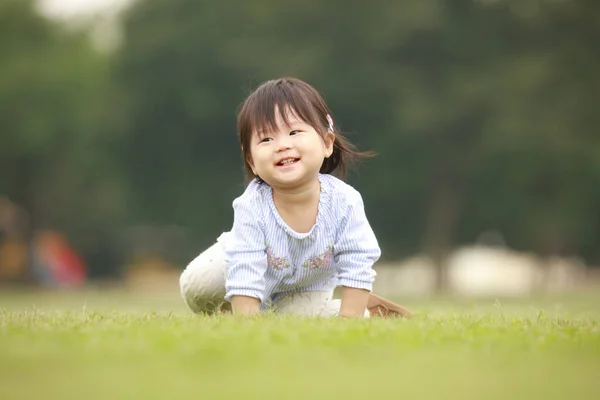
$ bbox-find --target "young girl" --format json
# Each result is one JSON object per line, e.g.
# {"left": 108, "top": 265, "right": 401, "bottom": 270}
{"left": 180, "top": 77, "right": 411, "bottom": 318}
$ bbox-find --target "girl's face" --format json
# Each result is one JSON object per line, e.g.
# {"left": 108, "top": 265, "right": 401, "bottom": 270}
{"left": 248, "top": 106, "right": 334, "bottom": 191}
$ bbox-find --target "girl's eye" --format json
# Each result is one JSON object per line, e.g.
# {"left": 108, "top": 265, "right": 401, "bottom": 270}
{"left": 260, "top": 137, "right": 273, "bottom": 143}
{"left": 289, "top": 130, "right": 300, "bottom": 136}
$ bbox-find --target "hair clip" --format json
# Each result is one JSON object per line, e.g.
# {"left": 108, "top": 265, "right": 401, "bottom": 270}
{"left": 326, "top": 114, "right": 334, "bottom": 133}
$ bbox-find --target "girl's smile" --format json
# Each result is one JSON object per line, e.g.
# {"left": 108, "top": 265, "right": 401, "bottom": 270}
{"left": 275, "top": 157, "right": 300, "bottom": 167}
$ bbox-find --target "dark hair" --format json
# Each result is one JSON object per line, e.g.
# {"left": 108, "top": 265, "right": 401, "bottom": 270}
{"left": 236, "top": 77, "right": 374, "bottom": 182}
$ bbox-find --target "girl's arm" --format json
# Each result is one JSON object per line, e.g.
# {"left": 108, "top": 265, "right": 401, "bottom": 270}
{"left": 224, "top": 191, "right": 268, "bottom": 315}
{"left": 334, "top": 190, "right": 381, "bottom": 317}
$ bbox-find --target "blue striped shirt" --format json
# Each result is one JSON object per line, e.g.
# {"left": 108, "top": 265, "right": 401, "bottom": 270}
{"left": 224, "top": 174, "right": 381, "bottom": 309}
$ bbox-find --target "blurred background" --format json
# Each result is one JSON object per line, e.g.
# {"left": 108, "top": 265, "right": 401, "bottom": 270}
{"left": 1, "top": 0, "right": 599, "bottom": 300}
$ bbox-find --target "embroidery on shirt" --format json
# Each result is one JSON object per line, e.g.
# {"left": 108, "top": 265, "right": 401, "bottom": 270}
{"left": 266, "top": 246, "right": 291, "bottom": 270}
{"left": 302, "top": 244, "right": 334, "bottom": 270}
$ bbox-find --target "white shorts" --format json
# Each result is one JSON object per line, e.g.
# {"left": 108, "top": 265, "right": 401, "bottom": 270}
{"left": 179, "top": 232, "right": 369, "bottom": 318}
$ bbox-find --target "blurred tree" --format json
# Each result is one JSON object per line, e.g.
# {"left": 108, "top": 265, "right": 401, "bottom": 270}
{"left": 113, "top": 0, "right": 600, "bottom": 286}
{"left": 354, "top": 0, "right": 600, "bottom": 287}
{"left": 0, "top": 0, "right": 127, "bottom": 276}
{"left": 454, "top": 0, "right": 600, "bottom": 270}
{"left": 2, "top": 0, "right": 598, "bottom": 282}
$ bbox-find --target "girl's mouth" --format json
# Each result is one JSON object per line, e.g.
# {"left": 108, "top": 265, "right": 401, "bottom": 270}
{"left": 276, "top": 158, "right": 300, "bottom": 167}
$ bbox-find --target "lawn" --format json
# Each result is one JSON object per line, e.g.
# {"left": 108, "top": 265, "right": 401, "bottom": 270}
{"left": 1, "top": 288, "right": 599, "bottom": 399}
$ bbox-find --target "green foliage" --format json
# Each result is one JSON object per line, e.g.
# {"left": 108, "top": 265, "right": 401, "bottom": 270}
{"left": 1, "top": 0, "right": 599, "bottom": 276}
{"left": 113, "top": 0, "right": 600, "bottom": 264}
{"left": 0, "top": 0, "right": 128, "bottom": 274}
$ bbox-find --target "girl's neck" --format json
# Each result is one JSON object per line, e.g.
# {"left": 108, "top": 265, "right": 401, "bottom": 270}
{"left": 271, "top": 178, "right": 321, "bottom": 233}
{"left": 272, "top": 178, "right": 321, "bottom": 208}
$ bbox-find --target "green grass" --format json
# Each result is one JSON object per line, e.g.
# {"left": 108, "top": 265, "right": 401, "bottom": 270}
{"left": 1, "top": 289, "right": 599, "bottom": 399}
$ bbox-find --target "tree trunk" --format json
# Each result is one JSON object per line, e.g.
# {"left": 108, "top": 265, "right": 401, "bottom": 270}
{"left": 422, "top": 163, "right": 463, "bottom": 293}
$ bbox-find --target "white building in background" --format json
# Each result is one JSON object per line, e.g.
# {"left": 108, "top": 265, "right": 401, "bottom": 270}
{"left": 373, "top": 245, "right": 588, "bottom": 298}
{"left": 445, "top": 246, "right": 544, "bottom": 297}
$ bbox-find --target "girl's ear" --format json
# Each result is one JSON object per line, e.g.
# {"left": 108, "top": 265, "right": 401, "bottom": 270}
{"left": 324, "top": 132, "right": 335, "bottom": 158}
{"left": 243, "top": 146, "right": 257, "bottom": 175}
{"left": 247, "top": 157, "right": 256, "bottom": 175}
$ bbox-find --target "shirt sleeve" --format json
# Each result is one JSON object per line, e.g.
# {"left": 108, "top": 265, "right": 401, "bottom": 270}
{"left": 334, "top": 190, "right": 381, "bottom": 291}
{"left": 224, "top": 193, "right": 268, "bottom": 303}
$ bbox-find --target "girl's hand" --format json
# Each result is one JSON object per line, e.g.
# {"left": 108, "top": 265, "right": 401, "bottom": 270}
{"left": 231, "top": 295, "right": 261, "bottom": 316}
{"left": 338, "top": 286, "right": 370, "bottom": 317}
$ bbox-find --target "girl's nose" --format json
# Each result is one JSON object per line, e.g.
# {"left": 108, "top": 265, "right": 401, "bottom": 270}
{"left": 275, "top": 135, "right": 292, "bottom": 151}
